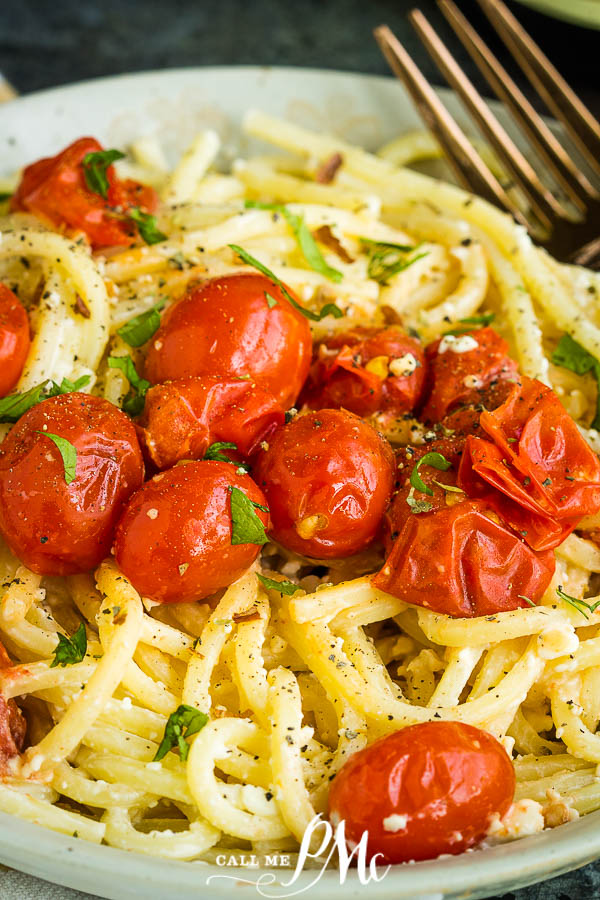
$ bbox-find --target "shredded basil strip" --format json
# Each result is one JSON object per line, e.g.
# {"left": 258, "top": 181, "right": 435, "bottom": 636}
{"left": 552, "top": 334, "right": 600, "bottom": 430}
{"left": 82, "top": 149, "right": 125, "bottom": 199}
{"left": 256, "top": 574, "right": 300, "bottom": 596}
{"left": 0, "top": 376, "right": 91, "bottom": 424}
{"left": 153, "top": 704, "right": 209, "bottom": 762}
{"left": 203, "top": 441, "right": 250, "bottom": 470}
{"left": 359, "top": 238, "right": 428, "bottom": 284}
{"left": 229, "top": 486, "right": 269, "bottom": 545}
{"left": 128, "top": 207, "right": 167, "bottom": 245}
{"left": 409, "top": 451, "right": 452, "bottom": 497}
{"left": 37, "top": 432, "right": 77, "bottom": 484}
{"left": 107, "top": 356, "right": 150, "bottom": 417}
{"left": 245, "top": 201, "right": 342, "bottom": 282}
{"left": 117, "top": 298, "right": 167, "bottom": 347}
{"left": 228, "top": 244, "right": 342, "bottom": 322}
{"left": 518, "top": 594, "right": 536, "bottom": 607}
{"left": 50, "top": 623, "right": 87, "bottom": 668}
{"left": 265, "top": 291, "right": 278, "bottom": 308}
{"left": 445, "top": 312, "right": 496, "bottom": 335}
{"left": 556, "top": 585, "right": 600, "bottom": 620}
{"left": 406, "top": 486, "right": 433, "bottom": 515}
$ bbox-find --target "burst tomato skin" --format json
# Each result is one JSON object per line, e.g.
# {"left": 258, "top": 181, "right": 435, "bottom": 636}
{"left": 300, "top": 327, "right": 426, "bottom": 417}
{"left": 0, "top": 284, "right": 30, "bottom": 397}
{"left": 421, "top": 327, "right": 518, "bottom": 423}
{"left": 328, "top": 721, "right": 515, "bottom": 864}
{"left": 11, "top": 137, "right": 157, "bottom": 250}
{"left": 139, "top": 375, "right": 285, "bottom": 470}
{"left": 0, "top": 393, "right": 144, "bottom": 575}
{"left": 253, "top": 409, "right": 395, "bottom": 559}
{"left": 114, "top": 460, "right": 268, "bottom": 603}
{"left": 143, "top": 274, "right": 313, "bottom": 408}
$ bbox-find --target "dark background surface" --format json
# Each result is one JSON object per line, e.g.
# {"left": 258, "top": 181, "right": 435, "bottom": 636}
{"left": 1, "top": 1, "right": 600, "bottom": 898}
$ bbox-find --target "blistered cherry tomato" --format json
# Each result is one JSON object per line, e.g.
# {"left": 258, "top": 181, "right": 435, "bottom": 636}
{"left": 300, "top": 327, "right": 426, "bottom": 418}
{"left": 421, "top": 327, "right": 518, "bottom": 423}
{"left": 253, "top": 409, "right": 394, "bottom": 558}
{"left": 0, "top": 284, "right": 30, "bottom": 396}
{"left": 375, "top": 440, "right": 555, "bottom": 616}
{"left": 143, "top": 273, "right": 312, "bottom": 408}
{"left": 114, "top": 460, "right": 268, "bottom": 603}
{"left": 11, "top": 138, "right": 157, "bottom": 250}
{"left": 0, "top": 393, "right": 144, "bottom": 575}
{"left": 328, "top": 721, "right": 515, "bottom": 864}
{"left": 139, "top": 375, "right": 285, "bottom": 470}
{"left": 458, "top": 376, "right": 600, "bottom": 551}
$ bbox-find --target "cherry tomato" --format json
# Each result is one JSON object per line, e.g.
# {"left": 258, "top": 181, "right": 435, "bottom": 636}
{"left": 0, "top": 393, "right": 144, "bottom": 575}
{"left": 0, "top": 284, "right": 30, "bottom": 397}
{"left": 253, "top": 409, "right": 395, "bottom": 559}
{"left": 11, "top": 137, "right": 157, "bottom": 250}
{"left": 0, "top": 640, "right": 26, "bottom": 772}
{"left": 143, "top": 273, "right": 313, "bottom": 408}
{"left": 114, "top": 460, "right": 268, "bottom": 603}
{"left": 328, "top": 721, "right": 515, "bottom": 864}
{"left": 139, "top": 376, "right": 285, "bottom": 470}
{"left": 300, "top": 327, "right": 426, "bottom": 417}
{"left": 421, "top": 327, "right": 518, "bottom": 423}
{"left": 458, "top": 376, "right": 600, "bottom": 551}
{"left": 375, "top": 440, "right": 555, "bottom": 616}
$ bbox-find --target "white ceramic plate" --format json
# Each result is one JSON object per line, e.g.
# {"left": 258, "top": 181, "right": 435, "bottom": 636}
{"left": 514, "top": 0, "right": 600, "bottom": 28}
{"left": 1, "top": 66, "right": 598, "bottom": 900}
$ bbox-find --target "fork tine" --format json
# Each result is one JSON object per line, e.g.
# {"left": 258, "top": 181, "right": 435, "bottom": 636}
{"left": 477, "top": 0, "right": 600, "bottom": 176}
{"left": 438, "top": 0, "right": 598, "bottom": 210}
{"left": 409, "top": 8, "right": 569, "bottom": 231}
{"left": 373, "top": 25, "right": 531, "bottom": 229}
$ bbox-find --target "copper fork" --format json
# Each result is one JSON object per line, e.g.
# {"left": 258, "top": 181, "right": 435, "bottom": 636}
{"left": 374, "top": 0, "right": 600, "bottom": 268}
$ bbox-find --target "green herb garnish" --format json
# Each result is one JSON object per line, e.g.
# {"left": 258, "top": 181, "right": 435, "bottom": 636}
{"left": 445, "top": 312, "right": 496, "bottom": 335}
{"left": 229, "top": 244, "right": 343, "bottom": 322}
{"left": 360, "top": 238, "right": 428, "bottom": 285}
{"left": 556, "top": 585, "right": 600, "bottom": 620}
{"left": 50, "top": 623, "right": 87, "bottom": 668}
{"left": 229, "top": 486, "right": 269, "bottom": 545}
{"left": 82, "top": 149, "right": 125, "bottom": 198}
{"left": 37, "top": 432, "right": 77, "bottom": 484}
{"left": 128, "top": 208, "right": 167, "bottom": 245}
{"left": 432, "top": 480, "right": 464, "bottom": 494}
{"left": 409, "top": 451, "right": 452, "bottom": 497}
{"left": 0, "top": 376, "right": 90, "bottom": 424}
{"left": 265, "top": 292, "right": 278, "bottom": 308}
{"left": 203, "top": 441, "right": 249, "bottom": 471}
{"left": 257, "top": 574, "right": 300, "bottom": 595}
{"left": 518, "top": 594, "right": 536, "bottom": 607}
{"left": 107, "top": 356, "right": 150, "bottom": 416}
{"left": 153, "top": 704, "right": 209, "bottom": 762}
{"left": 406, "top": 486, "right": 433, "bottom": 514}
{"left": 552, "top": 334, "right": 600, "bottom": 430}
{"left": 117, "top": 299, "right": 167, "bottom": 347}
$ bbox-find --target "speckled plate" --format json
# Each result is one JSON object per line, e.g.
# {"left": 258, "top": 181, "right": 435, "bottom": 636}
{"left": 1, "top": 66, "right": 599, "bottom": 900}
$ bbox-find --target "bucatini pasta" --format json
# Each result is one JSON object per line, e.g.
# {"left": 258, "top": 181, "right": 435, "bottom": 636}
{"left": 0, "top": 111, "right": 599, "bottom": 865}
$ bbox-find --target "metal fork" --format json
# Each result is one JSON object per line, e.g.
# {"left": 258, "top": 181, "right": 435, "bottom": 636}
{"left": 374, "top": 0, "right": 600, "bottom": 268}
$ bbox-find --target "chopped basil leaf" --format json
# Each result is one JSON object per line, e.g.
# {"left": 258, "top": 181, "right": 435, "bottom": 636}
{"left": 265, "top": 291, "right": 278, "bottom": 308}
{"left": 204, "top": 441, "right": 242, "bottom": 466}
{"left": 82, "top": 149, "right": 125, "bottom": 199}
{"left": 108, "top": 356, "right": 150, "bottom": 416}
{"left": 59, "top": 375, "right": 91, "bottom": 392}
{"left": 153, "top": 704, "right": 209, "bottom": 762}
{"left": 257, "top": 574, "right": 300, "bottom": 595}
{"left": 360, "top": 238, "right": 428, "bottom": 285}
{"left": 0, "top": 376, "right": 91, "bottom": 424}
{"left": 518, "top": 594, "right": 536, "bottom": 607}
{"left": 229, "top": 486, "right": 269, "bottom": 545}
{"left": 409, "top": 452, "right": 452, "bottom": 497}
{"left": 117, "top": 298, "right": 167, "bottom": 347}
{"left": 50, "top": 623, "right": 87, "bottom": 668}
{"left": 128, "top": 207, "right": 167, "bottom": 245}
{"left": 552, "top": 334, "right": 600, "bottom": 429}
{"left": 37, "top": 432, "right": 77, "bottom": 484}
{"left": 406, "top": 486, "right": 433, "bottom": 514}
{"left": 556, "top": 585, "right": 600, "bottom": 620}
{"left": 228, "top": 244, "right": 342, "bottom": 322}
{"left": 445, "top": 312, "right": 496, "bottom": 335}
{"left": 245, "top": 201, "right": 342, "bottom": 282}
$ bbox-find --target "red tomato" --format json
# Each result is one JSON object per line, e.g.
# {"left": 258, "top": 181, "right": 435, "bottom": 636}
{"left": 421, "top": 327, "right": 518, "bottom": 423}
{"left": 0, "top": 640, "right": 26, "bottom": 773}
{"left": 375, "top": 441, "right": 555, "bottom": 616}
{"left": 253, "top": 409, "right": 395, "bottom": 559}
{"left": 0, "top": 393, "right": 144, "bottom": 575}
{"left": 143, "top": 274, "right": 313, "bottom": 409}
{"left": 328, "top": 721, "right": 515, "bottom": 864}
{"left": 114, "top": 460, "right": 268, "bottom": 603}
{"left": 11, "top": 137, "right": 157, "bottom": 250}
{"left": 458, "top": 377, "right": 600, "bottom": 551}
{"left": 139, "top": 376, "right": 285, "bottom": 470}
{"left": 0, "top": 284, "right": 30, "bottom": 397}
{"left": 300, "top": 327, "right": 426, "bottom": 417}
